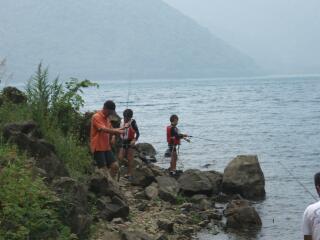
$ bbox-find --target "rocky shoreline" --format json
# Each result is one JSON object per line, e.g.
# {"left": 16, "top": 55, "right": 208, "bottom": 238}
{"left": 91, "top": 150, "right": 264, "bottom": 240}
{"left": 1, "top": 87, "right": 265, "bottom": 240}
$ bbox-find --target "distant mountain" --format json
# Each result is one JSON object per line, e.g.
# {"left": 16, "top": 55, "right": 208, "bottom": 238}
{"left": 0, "top": 0, "right": 261, "bottom": 82}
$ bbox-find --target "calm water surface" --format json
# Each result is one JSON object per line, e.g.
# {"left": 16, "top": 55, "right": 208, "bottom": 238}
{"left": 82, "top": 76, "right": 320, "bottom": 240}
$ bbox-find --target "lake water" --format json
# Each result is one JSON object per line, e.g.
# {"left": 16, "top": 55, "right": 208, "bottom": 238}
{"left": 82, "top": 76, "right": 320, "bottom": 240}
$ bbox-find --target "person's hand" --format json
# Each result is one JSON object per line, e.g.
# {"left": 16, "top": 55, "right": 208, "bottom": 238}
{"left": 183, "top": 134, "right": 188, "bottom": 137}
{"left": 130, "top": 139, "right": 136, "bottom": 146}
{"left": 115, "top": 128, "right": 124, "bottom": 135}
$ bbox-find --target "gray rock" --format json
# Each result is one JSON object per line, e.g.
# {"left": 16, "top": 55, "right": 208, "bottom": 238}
{"left": 135, "top": 191, "right": 148, "bottom": 200}
{"left": 89, "top": 169, "right": 126, "bottom": 200}
{"left": 178, "top": 169, "right": 223, "bottom": 196}
{"left": 157, "top": 219, "right": 174, "bottom": 233}
{"left": 180, "top": 203, "right": 193, "bottom": 211}
{"left": 131, "top": 165, "right": 155, "bottom": 187}
{"left": 156, "top": 176, "right": 180, "bottom": 203}
{"left": 148, "top": 164, "right": 165, "bottom": 177}
{"left": 199, "top": 210, "right": 222, "bottom": 221}
{"left": 198, "top": 199, "right": 212, "bottom": 211}
{"left": 3, "top": 122, "right": 68, "bottom": 180}
{"left": 145, "top": 183, "right": 159, "bottom": 200}
{"left": 135, "top": 143, "right": 156, "bottom": 156}
{"left": 100, "top": 231, "right": 122, "bottom": 240}
{"left": 112, "top": 217, "right": 124, "bottom": 224}
{"left": 222, "top": 155, "right": 265, "bottom": 200}
{"left": 199, "top": 220, "right": 210, "bottom": 227}
{"left": 137, "top": 202, "right": 148, "bottom": 211}
{"left": 225, "top": 199, "right": 262, "bottom": 229}
{"left": 181, "top": 226, "right": 196, "bottom": 235}
{"left": 52, "top": 177, "right": 91, "bottom": 238}
{"left": 156, "top": 234, "right": 168, "bottom": 240}
{"left": 120, "top": 230, "right": 153, "bottom": 240}
{"left": 1, "top": 86, "right": 27, "bottom": 104}
{"left": 97, "top": 196, "right": 129, "bottom": 221}
{"left": 190, "top": 194, "right": 208, "bottom": 203}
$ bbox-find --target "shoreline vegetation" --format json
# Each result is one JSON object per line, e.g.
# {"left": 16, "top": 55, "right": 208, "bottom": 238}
{"left": 0, "top": 65, "right": 265, "bottom": 240}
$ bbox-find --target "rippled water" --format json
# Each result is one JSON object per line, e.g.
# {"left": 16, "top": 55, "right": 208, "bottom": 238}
{"left": 82, "top": 76, "right": 320, "bottom": 239}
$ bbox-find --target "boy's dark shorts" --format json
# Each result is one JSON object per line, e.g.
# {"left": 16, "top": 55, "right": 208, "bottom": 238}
{"left": 93, "top": 151, "right": 116, "bottom": 168}
{"left": 165, "top": 145, "right": 177, "bottom": 157}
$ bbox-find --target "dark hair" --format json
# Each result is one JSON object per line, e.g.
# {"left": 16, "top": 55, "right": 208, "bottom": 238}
{"left": 103, "top": 100, "right": 116, "bottom": 110}
{"left": 315, "top": 172, "right": 320, "bottom": 186}
{"left": 170, "top": 114, "right": 178, "bottom": 123}
{"left": 123, "top": 109, "right": 133, "bottom": 119}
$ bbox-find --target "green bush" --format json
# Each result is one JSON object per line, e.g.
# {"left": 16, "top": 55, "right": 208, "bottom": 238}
{"left": 0, "top": 145, "right": 73, "bottom": 240}
{"left": 26, "top": 63, "right": 98, "bottom": 135}
{"left": 24, "top": 63, "right": 98, "bottom": 178}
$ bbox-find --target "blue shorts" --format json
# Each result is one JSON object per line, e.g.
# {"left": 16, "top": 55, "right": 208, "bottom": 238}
{"left": 93, "top": 151, "right": 116, "bottom": 168}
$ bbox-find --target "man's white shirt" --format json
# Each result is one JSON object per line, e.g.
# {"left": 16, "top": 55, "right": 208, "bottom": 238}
{"left": 303, "top": 200, "right": 320, "bottom": 240}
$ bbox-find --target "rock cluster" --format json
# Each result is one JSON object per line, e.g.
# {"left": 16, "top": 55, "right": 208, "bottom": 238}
{"left": 92, "top": 153, "right": 264, "bottom": 240}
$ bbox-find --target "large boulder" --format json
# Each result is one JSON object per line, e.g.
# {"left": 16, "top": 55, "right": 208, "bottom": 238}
{"left": 135, "top": 143, "right": 157, "bottom": 163}
{"left": 53, "top": 177, "right": 92, "bottom": 238}
{"left": 1, "top": 86, "right": 27, "bottom": 104}
{"left": 222, "top": 155, "right": 265, "bottom": 200}
{"left": 156, "top": 176, "right": 180, "bottom": 203}
{"left": 131, "top": 165, "right": 156, "bottom": 187}
{"left": 178, "top": 169, "right": 223, "bottom": 196}
{"left": 89, "top": 170, "right": 129, "bottom": 220}
{"left": 224, "top": 199, "right": 262, "bottom": 229}
{"left": 3, "top": 122, "right": 69, "bottom": 180}
{"left": 135, "top": 143, "right": 156, "bottom": 156}
{"left": 97, "top": 195, "right": 129, "bottom": 221}
{"left": 89, "top": 169, "right": 126, "bottom": 200}
{"left": 3, "top": 121, "right": 42, "bottom": 140}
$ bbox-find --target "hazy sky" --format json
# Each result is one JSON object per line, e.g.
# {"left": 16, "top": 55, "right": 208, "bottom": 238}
{"left": 163, "top": 0, "right": 320, "bottom": 74}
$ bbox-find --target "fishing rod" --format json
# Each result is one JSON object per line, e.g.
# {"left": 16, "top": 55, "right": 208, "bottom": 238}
{"left": 277, "top": 160, "right": 318, "bottom": 201}
{"left": 188, "top": 135, "right": 216, "bottom": 143}
{"left": 126, "top": 77, "right": 132, "bottom": 108}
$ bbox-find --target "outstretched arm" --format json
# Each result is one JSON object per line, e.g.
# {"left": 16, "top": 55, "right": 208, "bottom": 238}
{"left": 93, "top": 116, "right": 124, "bottom": 135}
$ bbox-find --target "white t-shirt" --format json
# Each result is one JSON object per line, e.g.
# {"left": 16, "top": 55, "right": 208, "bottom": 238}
{"left": 303, "top": 200, "right": 320, "bottom": 240}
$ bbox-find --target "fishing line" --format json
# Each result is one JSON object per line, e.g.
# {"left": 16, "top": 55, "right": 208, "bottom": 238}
{"left": 277, "top": 160, "right": 318, "bottom": 201}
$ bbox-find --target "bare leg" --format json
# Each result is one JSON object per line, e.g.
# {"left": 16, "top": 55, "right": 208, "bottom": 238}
{"left": 170, "top": 151, "right": 177, "bottom": 172}
{"left": 118, "top": 148, "right": 124, "bottom": 162}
